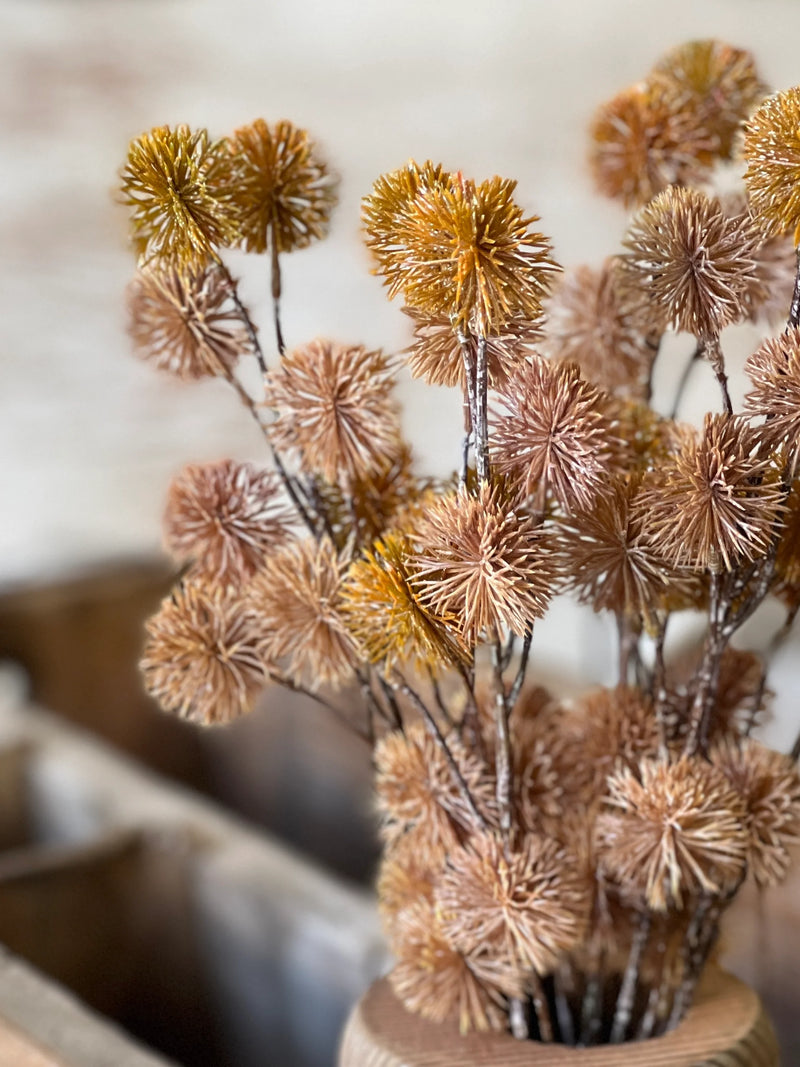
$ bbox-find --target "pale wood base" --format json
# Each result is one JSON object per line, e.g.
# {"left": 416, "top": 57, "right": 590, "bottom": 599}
{"left": 339, "top": 969, "right": 779, "bottom": 1066}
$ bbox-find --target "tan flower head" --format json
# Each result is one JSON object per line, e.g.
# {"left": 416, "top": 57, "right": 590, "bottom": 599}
{"left": 744, "top": 327, "right": 800, "bottom": 453}
{"left": 377, "top": 833, "right": 439, "bottom": 925}
{"left": 776, "top": 478, "right": 800, "bottom": 591}
{"left": 141, "top": 581, "right": 269, "bottom": 726}
{"left": 589, "top": 82, "right": 713, "bottom": 208}
{"left": 596, "top": 756, "right": 748, "bottom": 910}
{"left": 744, "top": 87, "right": 800, "bottom": 244}
{"left": 388, "top": 899, "right": 507, "bottom": 1033}
{"left": 619, "top": 186, "right": 762, "bottom": 339}
{"left": 248, "top": 537, "right": 355, "bottom": 689}
{"left": 163, "top": 459, "right": 295, "bottom": 586}
{"left": 637, "top": 414, "right": 783, "bottom": 572}
{"left": 711, "top": 737, "right": 800, "bottom": 888}
{"left": 409, "top": 484, "right": 556, "bottom": 646}
{"left": 374, "top": 721, "right": 497, "bottom": 858}
{"left": 402, "top": 307, "right": 541, "bottom": 389}
{"left": 544, "top": 260, "right": 654, "bottom": 396}
{"left": 120, "top": 125, "right": 238, "bottom": 264}
{"left": 127, "top": 261, "right": 251, "bottom": 381}
{"left": 265, "top": 339, "right": 400, "bottom": 485}
{"left": 437, "top": 831, "right": 591, "bottom": 978}
{"left": 492, "top": 358, "right": 617, "bottom": 512}
{"left": 652, "top": 40, "right": 767, "bottom": 160}
{"left": 222, "top": 118, "right": 337, "bottom": 255}
{"left": 365, "top": 167, "right": 559, "bottom": 334}
{"left": 340, "top": 534, "right": 468, "bottom": 670}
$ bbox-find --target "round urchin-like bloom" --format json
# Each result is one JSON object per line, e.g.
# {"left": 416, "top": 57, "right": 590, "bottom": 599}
{"left": 401, "top": 307, "right": 541, "bottom": 389}
{"left": 637, "top": 414, "right": 784, "bottom": 572}
{"left": 711, "top": 737, "right": 800, "bottom": 888}
{"left": 163, "top": 459, "right": 296, "bottom": 586}
{"left": 120, "top": 125, "right": 239, "bottom": 264}
{"left": 363, "top": 159, "right": 451, "bottom": 273}
{"left": 775, "top": 479, "right": 800, "bottom": 592}
{"left": 222, "top": 118, "right": 337, "bottom": 255}
{"left": 126, "top": 261, "right": 251, "bottom": 381}
{"left": 409, "top": 484, "right": 556, "bottom": 646}
{"left": 264, "top": 339, "right": 400, "bottom": 485}
{"left": 651, "top": 39, "right": 767, "bottom": 161}
{"left": 141, "top": 581, "right": 269, "bottom": 726}
{"left": 744, "top": 327, "right": 800, "bottom": 453}
{"left": 366, "top": 168, "right": 559, "bottom": 334}
{"left": 436, "top": 830, "right": 591, "bottom": 978}
{"left": 387, "top": 899, "right": 508, "bottom": 1034}
{"left": 492, "top": 357, "right": 617, "bottom": 512}
{"left": 619, "top": 186, "right": 762, "bottom": 340}
{"left": 595, "top": 756, "right": 748, "bottom": 911}
{"left": 374, "top": 721, "right": 497, "bottom": 861}
{"left": 248, "top": 536, "right": 356, "bottom": 689}
{"left": 543, "top": 260, "right": 654, "bottom": 396}
{"left": 589, "top": 82, "right": 714, "bottom": 208}
{"left": 377, "top": 833, "right": 440, "bottom": 926}
{"left": 744, "top": 87, "right": 800, "bottom": 244}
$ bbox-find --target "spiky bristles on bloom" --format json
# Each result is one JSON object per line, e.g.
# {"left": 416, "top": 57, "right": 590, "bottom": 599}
{"left": 127, "top": 261, "right": 251, "bottom": 381}
{"left": 388, "top": 900, "right": 507, "bottom": 1033}
{"left": 141, "top": 582, "right": 269, "bottom": 726}
{"left": 744, "top": 87, "right": 800, "bottom": 244}
{"left": 120, "top": 125, "right": 238, "bottom": 264}
{"left": 402, "top": 307, "right": 541, "bottom": 389}
{"left": 163, "top": 459, "right": 295, "bottom": 586}
{"left": 651, "top": 40, "right": 767, "bottom": 160}
{"left": 776, "top": 479, "right": 800, "bottom": 593}
{"left": 596, "top": 756, "right": 748, "bottom": 911}
{"left": 543, "top": 260, "right": 654, "bottom": 396}
{"left": 619, "top": 186, "right": 762, "bottom": 339}
{"left": 247, "top": 537, "right": 355, "bottom": 689}
{"left": 711, "top": 737, "right": 800, "bottom": 888}
{"left": 265, "top": 339, "right": 400, "bottom": 485}
{"left": 437, "top": 831, "right": 591, "bottom": 979}
{"left": 374, "top": 722, "right": 497, "bottom": 861}
{"left": 340, "top": 534, "right": 468, "bottom": 670}
{"left": 221, "top": 118, "right": 337, "bottom": 255}
{"left": 492, "top": 358, "right": 617, "bottom": 512}
{"left": 638, "top": 414, "right": 784, "bottom": 572}
{"left": 589, "top": 83, "right": 713, "bottom": 208}
{"left": 364, "top": 167, "right": 559, "bottom": 334}
{"left": 377, "top": 833, "right": 439, "bottom": 923}
{"left": 408, "top": 484, "right": 555, "bottom": 646}
{"left": 744, "top": 327, "right": 800, "bottom": 453}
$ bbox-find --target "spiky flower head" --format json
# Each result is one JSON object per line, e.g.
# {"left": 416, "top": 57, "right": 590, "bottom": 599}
{"left": 409, "top": 484, "right": 556, "bottom": 646}
{"left": 141, "top": 581, "right": 269, "bottom": 726}
{"left": 248, "top": 537, "right": 355, "bottom": 689}
{"left": 595, "top": 756, "right": 748, "bottom": 911}
{"left": 222, "top": 118, "right": 337, "bottom": 255}
{"left": 589, "top": 82, "right": 714, "bottom": 208}
{"left": 387, "top": 899, "right": 507, "bottom": 1033}
{"left": 126, "top": 261, "right": 251, "bottom": 381}
{"left": 637, "top": 414, "right": 784, "bottom": 572}
{"left": 543, "top": 260, "right": 654, "bottom": 396}
{"left": 744, "top": 87, "right": 800, "bottom": 244}
{"left": 377, "top": 833, "right": 439, "bottom": 924}
{"left": 492, "top": 358, "right": 617, "bottom": 512}
{"left": 437, "top": 831, "right": 591, "bottom": 979}
{"left": 265, "top": 339, "right": 400, "bottom": 485}
{"left": 619, "top": 186, "right": 762, "bottom": 339}
{"left": 402, "top": 307, "right": 541, "bottom": 389}
{"left": 365, "top": 166, "right": 559, "bottom": 334}
{"left": 651, "top": 40, "right": 767, "bottom": 160}
{"left": 711, "top": 737, "right": 800, "bottom": 889}
{"left": 120, "top": 125, "right": 238, "bottom": 264}
{"left": 163, "top": 459, "right": 295, "bottom": 586}
{"left": 744, "top": 327, "right": 800, "bottom": 454}
{"left": 362, "top": 159, "right": 450, "bottom": 269}
{"left": 775, "top": 478, "right": 800, "bottom": 593}
{"left": 340, "top": 534, "right": 468, "bottom": 670}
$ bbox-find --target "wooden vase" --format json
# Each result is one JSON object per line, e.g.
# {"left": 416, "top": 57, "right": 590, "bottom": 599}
{"left": 339, "top": 968, "right": 779, "bottom": 1066}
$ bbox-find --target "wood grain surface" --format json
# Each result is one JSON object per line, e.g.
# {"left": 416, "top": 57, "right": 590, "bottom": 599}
{"left": 339, "top": 970, "right": 779, "bottom": 1067}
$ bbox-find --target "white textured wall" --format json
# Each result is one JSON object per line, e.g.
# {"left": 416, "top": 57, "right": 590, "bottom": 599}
{"left": 2, "top": 0, "right": 800, "bottom": 739}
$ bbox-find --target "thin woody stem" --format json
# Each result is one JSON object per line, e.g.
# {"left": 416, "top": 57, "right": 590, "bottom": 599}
{"left": 650, "top": 614, "right": 670, "bottom": 759}
{"left": 508, "top": 625, "right": 533, "bottom": 709}
{"left": 474, "top": 335, "right": 490, "bottom": 483}
{"left": 491, "top": 640, "right": 513, "bottom": 840}
{"left": 218, "top": 263, "right": 268, "bottom": 375}
{"left": 529, "top": 970, "right": 554, "bottom": 1043}
{"left": 705, "top": 335, "right": 732, "bottom": 416}
{"left": 266, "top": 670, "right": 370, "bottom": 743}
{"left": 610, "top": 910, "right": 651, "bottom": 1043}
{"left": 670, "top": 342, "right": 702, "bottom": 419}
{"left": 788, "top": 247, "right": 800, "bottom": 330}
{"left": 270, "top": 227, "right": 286, "bottom": 356}
{"left": 684, "top": 570, "right": 727, "bottom": 756}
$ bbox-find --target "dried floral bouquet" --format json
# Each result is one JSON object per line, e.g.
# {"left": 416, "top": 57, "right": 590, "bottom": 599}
{"left": 121, "top": 40, "right": 800, "bottom": 1049}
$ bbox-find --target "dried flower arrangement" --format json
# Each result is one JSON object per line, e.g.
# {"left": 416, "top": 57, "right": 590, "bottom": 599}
{"left": 121, "top": 39, "right": 800, "bottom": 1050}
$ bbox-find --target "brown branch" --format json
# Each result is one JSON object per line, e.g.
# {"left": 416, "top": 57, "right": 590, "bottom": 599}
{"left": 270, "top": 224, "right": 286, "bottom": 356}
{"left": 610, "top": 910, "right": 651, "bottom": 1042}
{"left": 267, "top": 669, "right": 370, "bottom": 743}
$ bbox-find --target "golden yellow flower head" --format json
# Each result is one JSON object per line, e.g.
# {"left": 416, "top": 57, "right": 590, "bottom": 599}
{"left": 744, "top": 86, "right": 800, "bottom": 244}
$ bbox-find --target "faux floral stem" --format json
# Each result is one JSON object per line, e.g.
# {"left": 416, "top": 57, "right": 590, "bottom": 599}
{"left": 270, "top": 225, "right": 286, "bottom": 356}
{"left": 219, "top": 263, "right": 269, "bottom": 376}
{"left": 670, "top": 342, "right": 703, "bottom": 419}
{"left": 267, "top": 669, "right": 371, "bottom": 742}
{"left": 578, "top": 951, "right": 605, "bottom": 1046}
{"left": 508, "top": 625, "right": 533, "bottom": 710}
{"left": 705, "top": 335, "right": 733, "bottom": 416}
{"left": 491, "top": 640, "right": 513, "bottom": 840}
{"left": 610, "top": 910, "right": 651, "bottom": 1043}
{"left": 788, "top": 246, "right": 800, "bottom": 329}
{"left": 529, "top": 970, "right": 554, "bottom": 1042}
{"left": 475, "top": 335, "right": 490, "bottom": 483}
